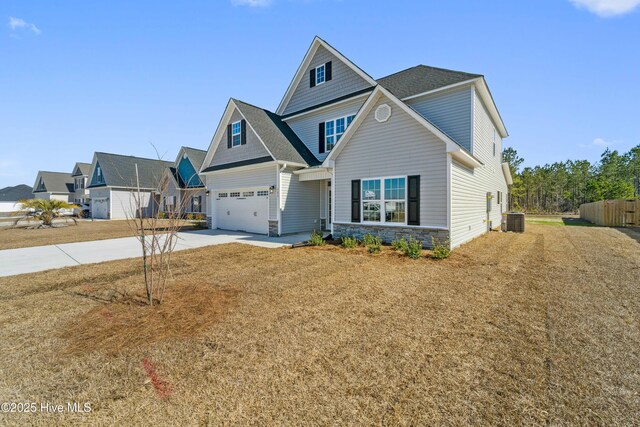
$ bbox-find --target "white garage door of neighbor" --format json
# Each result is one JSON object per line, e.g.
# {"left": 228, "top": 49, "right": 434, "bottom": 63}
{"left": 92, "top": 198, "right": 109, "bottom": 219}
{"left": 215, "top": 189, "right": 269, "bottom": 234}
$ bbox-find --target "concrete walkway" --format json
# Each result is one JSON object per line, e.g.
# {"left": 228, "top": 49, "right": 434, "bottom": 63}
{"left": 0, "top": 229, "right": 308, "bottom": 277}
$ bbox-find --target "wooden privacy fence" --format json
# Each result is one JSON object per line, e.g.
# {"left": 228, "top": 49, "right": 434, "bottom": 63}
{"left": 579, "top": 199, "right": 640, "bottom": 227}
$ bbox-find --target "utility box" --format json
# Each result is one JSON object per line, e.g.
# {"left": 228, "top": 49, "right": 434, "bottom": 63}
{"left": 504, "top": 212, "right": 525, "bottom": 233}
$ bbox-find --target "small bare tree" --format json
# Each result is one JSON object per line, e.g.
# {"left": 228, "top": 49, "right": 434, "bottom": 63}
{"left": 126, "top": 164, "right": 193, "bottom": 306}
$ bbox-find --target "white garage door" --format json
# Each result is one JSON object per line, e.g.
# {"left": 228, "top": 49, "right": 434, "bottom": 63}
{"left": 215, "top": 189, "right": 269, "bottom": 234}
{"left": 92, "top": 198, "right": 109, "bottom": 219}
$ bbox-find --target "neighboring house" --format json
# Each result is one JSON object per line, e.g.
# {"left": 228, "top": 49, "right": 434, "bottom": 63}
{"left": 160, "top": 147, "right": 208, "bottom": 216}
{"left": 87, "top": 152, "right": 171, "bottom": 219}
{"left": 71, "top": 162, "right": 91, "bottom": 205}
{"left": 32, "top": 171, "right": 75, "bottom": 202}
{"left": 201, "top": 37, "right": 512, "bottom": 248}
{"left": 0, "top": 184, "right": 33, "bottom": 216}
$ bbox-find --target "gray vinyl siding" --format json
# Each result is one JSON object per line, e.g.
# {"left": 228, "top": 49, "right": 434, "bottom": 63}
{"left": 209, "top": 109, "right": 272, "bottom": 168}
{"left": 205, "top": 164, "right": 278, "bottom": 221}
{"left": 334, "top": 95, "right": 448, "bottom": 227}
{"left": 279, "top": 167, "right": 322, "bottom": 234}
{"left": 449, "top": 88, "right": 508, "bottom": 248}
{"left": 282, "top": 45, "right": 373, "bottom": 116}
{"left": 406, "top": 85, "right": 473, "bottom": 152}
{"left": 285, "top": 96, "right": 366, "bottom": 162}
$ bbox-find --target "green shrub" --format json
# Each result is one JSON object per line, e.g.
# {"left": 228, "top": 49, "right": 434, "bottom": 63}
{"left": 362, "top": 233, "right": 377, "bottom": 246}
{"left": 368, "top": 241, "right": 382, "bottom": 254}
{"left": 366, "top": 235, "right": 382, "bottom": 254}
{"left": 404, "top": 237, "right": 423, "bottom": 259}
{"left": 309, "top": 230, "right": 325, "bottom": 246}
{"left": 431, "top": 237, "right": 451, "bottom": 260}
{"left": 186, "top": 213, "right": 195, "bottom": 221}
{"left": 158, "top": 211, "right": 166, "bottom": 219}
{"left": 341, "top": 235, "right": 358, "bottom": 248}
{"left": 391, "top": 237, "right": 409, "bottom": 252}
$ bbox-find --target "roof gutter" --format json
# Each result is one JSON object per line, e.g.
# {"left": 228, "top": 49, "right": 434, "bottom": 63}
{"left": 448, "top": 147, "right": 483, "bottom": 169}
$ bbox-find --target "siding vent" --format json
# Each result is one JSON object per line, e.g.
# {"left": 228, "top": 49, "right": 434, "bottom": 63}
{"left": 375, "top": 104, "right": 391, "bottom": 123}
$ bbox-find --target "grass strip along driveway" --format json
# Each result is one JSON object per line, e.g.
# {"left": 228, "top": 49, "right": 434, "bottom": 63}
{"left": 0, "top": 224, "right": 638, "bottom": 425}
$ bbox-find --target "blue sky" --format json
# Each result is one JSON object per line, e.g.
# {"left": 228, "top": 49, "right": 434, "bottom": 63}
{"left": 1, "top": 0, "right": 639, "bottom": 188}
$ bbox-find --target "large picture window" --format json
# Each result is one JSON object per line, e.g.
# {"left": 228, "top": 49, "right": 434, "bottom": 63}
{"left": 362, "top": 177, "right": 406, "bottom": 224}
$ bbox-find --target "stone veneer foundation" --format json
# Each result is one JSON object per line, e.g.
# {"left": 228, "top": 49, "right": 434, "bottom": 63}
{"left": 268, "top": 220, "right": 279, "bottom": 237}
{"left": 333, "top": 223, "right": 449, "bottom": 249}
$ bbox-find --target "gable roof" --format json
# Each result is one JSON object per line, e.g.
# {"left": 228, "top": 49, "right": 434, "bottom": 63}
{"left": 377, "top": 65, "right": 482, "bottom": 99}
{"left": 0, "top": 184, "right": 33, "bottom": 201}
{"left": 179, "top": 147, "right": 207, "bottom": 171}
{"left": 33, "top": 171, "right": 74, "bottom": 194}
{"left": 88, "top": 152, "right": 172, "bottom": 190}
{"left": 234, "top": 99, "right": 320, "bottom": 167}
{"left": 323, "top": 86, "right": 482, "bottom": 169}
{"left": 275, "top": 36, "right": 377, "bottom": 115}
{"left": 72, "top": 162, "right": 91, "bottom": 177}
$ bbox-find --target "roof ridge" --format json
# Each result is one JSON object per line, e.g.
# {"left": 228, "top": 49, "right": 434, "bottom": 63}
{"left": 377, "top": 64, "right": 483, "bottom": 81}
{"left": 376, "top": 64, "right": 423, "bottom": 81}
{"left": 181, "top": 146, "right": 207, "bottom": 152}
{"left": 233, "top": 98, "right": 276, "bottom": 115}
{"left": 96, "top": 152, "right": 173, "bottom": 163}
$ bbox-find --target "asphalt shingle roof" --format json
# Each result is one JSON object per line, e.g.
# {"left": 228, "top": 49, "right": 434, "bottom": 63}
{"left": 90, "top": 152, "right": 172, "bottom": 189}
{"left": 233, "top": 99, "right": 320, "bottom": 166}
{"left": 33, "top": 172, "right": 74, "bottom": 194}
{"left": 72, "top": 162, "right": 91, "bottom": 176}
{"left": 376, "top": 65, "right": 482, "bottom": 99}
{"left": 0, "top": 184, "right": 33, "bottom": 201}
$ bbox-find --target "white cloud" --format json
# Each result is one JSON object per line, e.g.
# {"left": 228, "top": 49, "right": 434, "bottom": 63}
{"left": 580, "top": 137, "right": 617, "bottom": 148}
{"left": 569, "top": 0, "right": 640, "bottom": 17}
{"left": 8, "top": 17, "right": 41, "bottom": 34}
{"left": 231, "top": 0, "right": 272, "bottom": 6}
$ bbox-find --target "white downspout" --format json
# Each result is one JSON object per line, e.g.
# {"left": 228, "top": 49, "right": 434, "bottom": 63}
{"left": 277, "top": 163, "right": 287, "bottom": 236}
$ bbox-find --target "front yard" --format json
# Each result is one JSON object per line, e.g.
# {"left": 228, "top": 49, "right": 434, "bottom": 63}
{"left": 0, "top": 219, "right": 201, "bottom": 250}
{"left": 0, "top": 224, "right": 638, "bottom": 424}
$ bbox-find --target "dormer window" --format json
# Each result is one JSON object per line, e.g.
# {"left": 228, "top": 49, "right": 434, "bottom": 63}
{"left": 231, "top": 121, "right": 242, "bottom": 147}
{"left": 309, "top": 61, "right": 332, "bottom": 87}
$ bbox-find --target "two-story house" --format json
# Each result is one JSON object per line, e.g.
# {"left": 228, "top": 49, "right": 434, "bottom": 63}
{"left": 200, "top": 37, "right": 511, "bottom": 248}
{"left": 71, "top": 162, "right": 91, "bottom": 206}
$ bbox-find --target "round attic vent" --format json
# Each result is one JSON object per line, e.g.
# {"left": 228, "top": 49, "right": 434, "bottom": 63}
{"left": 375, "top": 104, "right": 391, "bottom": 123}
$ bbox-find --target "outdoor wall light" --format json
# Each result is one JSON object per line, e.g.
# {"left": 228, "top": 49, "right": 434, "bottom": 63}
{"left": 269, "top": 185, "right": 275, "bottom": 194}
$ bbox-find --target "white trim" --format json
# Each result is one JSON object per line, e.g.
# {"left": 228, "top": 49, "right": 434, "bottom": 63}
{"left": 315, "top": 63, "right": 326, "bottom": 85}
{"left": 231, "top": 120, "right": 242, "bottom": 147}
{"left": 360, "top": 176, "right": 408, "bottom": 226}
{"left": 501, "top": 162, "right": 513, "bottom": 185}
{"left": 402, "top": 77, "right": 508, "bottom": 138}
{"left": 322, "top": 85, "right": 483, "bottom": 169}
{"left": 331, "top": 167, "right": 336, "bottom": 235}
{"left": 332, "top": 221, "right": 448, "bottom": 231}
{"left": 281, "top": 91, "right": 370, "bottom": 121}
{"left": 446, "top": 154, "right": 452, "bottom": 233}
{"left": 276, "top": 36, "right": 377, "bottom": 116}
{"left": 401, "top": 78, "right": 480, "bottom": 101}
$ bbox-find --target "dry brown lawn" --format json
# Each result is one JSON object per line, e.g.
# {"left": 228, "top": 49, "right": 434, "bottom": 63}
{"left": 0, "top": 219, "right": 198, "bottom": 250}
{"left": 0, "top": 224, "right": 638, "bottom": 425}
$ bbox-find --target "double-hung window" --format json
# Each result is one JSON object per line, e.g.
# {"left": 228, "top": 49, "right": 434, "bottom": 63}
{"left": 231, "top": 121, "right": 242, "bottom": 147}
{"left": 325, "top": 114, "right": 355, "bottom": 152}
{"left": 362, "top": 177, "right": 406, "bottom": 224}
{"left": 315, "top": 64, "right": 325, "bottom": 85}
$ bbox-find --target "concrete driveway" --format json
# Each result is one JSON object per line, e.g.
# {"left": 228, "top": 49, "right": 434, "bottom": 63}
{"left": 0, "top": 229, "right": 309, "bottom": 277}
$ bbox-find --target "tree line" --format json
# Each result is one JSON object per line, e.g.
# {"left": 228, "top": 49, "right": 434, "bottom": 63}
{"left": 502, "top": 145, "right": 640, "bottom": 213}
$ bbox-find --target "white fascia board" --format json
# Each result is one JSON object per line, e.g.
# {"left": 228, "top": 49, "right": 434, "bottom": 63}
{"left": 450, "top": 148, "right": 483, "bottom": 169}
{"left": 502, "top": 162, "right": 513, "bottom": 185}
{"left": 276, "top": 36, "right": 377, "bottom": 116}
{"left": 293, "top": 167, "right": 332, "bottom": 175}
{"left": 474, "top": 78, "right": 508, "bottom": 138}
{"left": 200, "top": 99, "right": 236, "bottom": 173}
{"left": 323, "top": 85, "right": 483, "bottom": 167}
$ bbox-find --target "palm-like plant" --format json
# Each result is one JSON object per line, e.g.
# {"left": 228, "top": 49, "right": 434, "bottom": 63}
{"left": 13, "top": 199, "right": 80, "bottom": 228}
